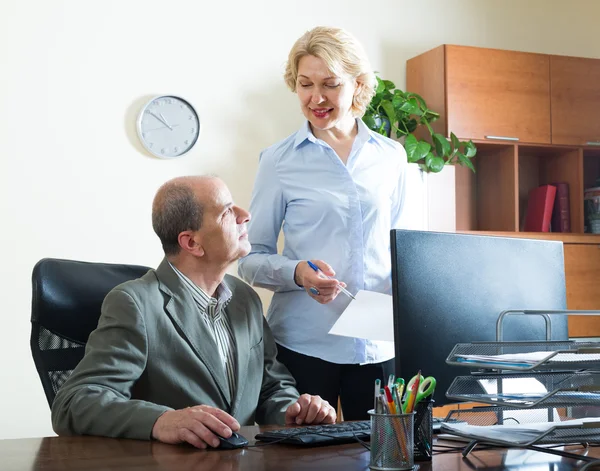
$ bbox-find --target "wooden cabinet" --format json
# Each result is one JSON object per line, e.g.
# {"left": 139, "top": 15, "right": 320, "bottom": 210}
{"left": 551, "top": 56, "right": 600, "bottom": 145}
{"left": 407, "top": 45, "right": 552, "bottom": 144}
{"left": 408, "top": 45, "right": 600, "bottom": 235}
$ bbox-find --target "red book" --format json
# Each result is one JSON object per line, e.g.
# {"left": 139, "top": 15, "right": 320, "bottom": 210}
{"left": 551, "top": 182, "right": 571, "bottom": 232}
{"left": 524, "top": 185, "right": 557, "bottom": 232}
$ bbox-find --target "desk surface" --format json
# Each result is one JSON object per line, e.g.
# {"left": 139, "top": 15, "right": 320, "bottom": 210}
{"left": 3, "top": 425, "right": 600, "bottom": 471}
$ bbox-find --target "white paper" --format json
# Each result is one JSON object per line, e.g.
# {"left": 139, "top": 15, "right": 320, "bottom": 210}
{"left": 457, "top": 351, "right": 600, "bottom": 367}
{"left": 442, "top": 417, "right": 600, "bottom": 446}
{"left": 328, "top": 290, "right": 394, "bottom": 342}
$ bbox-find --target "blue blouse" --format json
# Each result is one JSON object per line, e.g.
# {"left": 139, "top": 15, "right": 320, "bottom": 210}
{"left": 238, "top": 119, "right": 409, "bottom": 364}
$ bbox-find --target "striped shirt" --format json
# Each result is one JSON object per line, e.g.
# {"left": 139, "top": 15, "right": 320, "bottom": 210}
{"left": 169, "top": 263, "right": 237, "bottom": 395}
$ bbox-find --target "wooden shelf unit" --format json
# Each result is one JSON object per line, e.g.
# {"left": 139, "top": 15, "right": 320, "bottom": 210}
{"left": 454, "top": 141, "right": 599, "bottom": 233}
{"left": 407, "top": 44, "right": 600, "bottom": 234}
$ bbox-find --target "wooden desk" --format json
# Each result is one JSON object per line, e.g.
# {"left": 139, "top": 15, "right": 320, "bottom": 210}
{"left": 3, "top": 425, "right": 600, "bottom": 470}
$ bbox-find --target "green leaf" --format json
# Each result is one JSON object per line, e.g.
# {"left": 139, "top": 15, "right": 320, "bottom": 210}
{"left": 415, "top": 140, "right": 431, "bottom": 160}
{"left": 433, "top": 133, "right": 451, "bottom": 157}
{"left": 380, "top": 100, "right": 396, "bottom": 126}
{"left": 392, "top": 93, "right": 406, "bottom": 110}
{"left": 375, "top": 77, "right": 385, "bottom": 95}
{"left": 399, "top": 98, "right": 421, "bottom": 116}
{"left": 465, "top": 141, "right": 477, "bottom": 158}
{"left": 426, "top": 154, "right": 445, "bottom": 173}
{"left": 406, "top": 118, "right": 418, "bottom": 133}
{"left": 406, "top": 92, "right": 428, "bottom": 109}
{"left": 383, "top": 79, "right": 395, "bottom": 90}
{"left": 393, "top": 89, "right": 406, "bottom": 100}
{"left": 362, "top": 114, "right": 377, "bottom": 130}
{"left": 458, "top": 153, "right": 476, "bottom": 172}
{"left": 423, "top": 110, "right": 440, "bottom": 122}
{"left": 404, "top": 134, "right": 418, "bottom": 162}
{"left": 451, "top": 132, "right": 460, "bottom": 150}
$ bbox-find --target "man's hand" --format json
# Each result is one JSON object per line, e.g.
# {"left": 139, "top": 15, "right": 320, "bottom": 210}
{"left": 294, "top": 260, "right": 345, "bottom": 304}
{"left": 285, "top": 394, "right": 336, "bottom": 425}
{"left": 151, "top": 405, "right": 240, "bottom": 449}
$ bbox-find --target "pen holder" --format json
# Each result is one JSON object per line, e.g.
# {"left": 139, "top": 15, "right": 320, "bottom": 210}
{"left": 413, "top": 399, "right": 433, "bottom": 461}
{"left": 368, "top": 410, "right": 414, "bottom": 471}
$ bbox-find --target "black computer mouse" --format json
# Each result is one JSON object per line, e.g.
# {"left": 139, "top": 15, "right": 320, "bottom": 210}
{"left": 217, "top": 431, "right": 249, "bottom": 449}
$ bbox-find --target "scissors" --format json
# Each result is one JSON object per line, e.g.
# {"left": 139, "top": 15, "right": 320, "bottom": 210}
{"left": 406, "top": 373, "right": 436, "bottom": 407}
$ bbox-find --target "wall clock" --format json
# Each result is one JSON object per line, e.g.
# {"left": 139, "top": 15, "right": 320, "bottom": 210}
{"left": 136, "top": 95, "right": 200, "bottom": 158}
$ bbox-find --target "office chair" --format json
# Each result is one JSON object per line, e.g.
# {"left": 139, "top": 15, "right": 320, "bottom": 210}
{"left": 30, "top": 258, "right": 151, "bottom": 408}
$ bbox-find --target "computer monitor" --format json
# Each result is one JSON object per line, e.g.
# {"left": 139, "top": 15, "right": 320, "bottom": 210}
{"left": 390, "top": 230, "right": 568, "bottom": 406}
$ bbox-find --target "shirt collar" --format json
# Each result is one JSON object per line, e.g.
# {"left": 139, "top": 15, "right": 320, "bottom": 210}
{"left": 293, "top": 120, "right": 314, "bottom": 148}
{"left": 293, "top": 118, "right": 375, "bottom": 149}
{"left": 167, "top": 261, "right": 233, "bottom": 317}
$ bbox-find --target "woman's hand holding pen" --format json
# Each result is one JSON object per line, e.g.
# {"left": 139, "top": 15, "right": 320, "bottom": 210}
{"left": 294, "top": 260, "right": 345, "bottom": 304}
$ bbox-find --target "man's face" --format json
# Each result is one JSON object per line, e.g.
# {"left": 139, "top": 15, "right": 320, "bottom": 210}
{"left": 194, "top": 179, "right": 251, "bottom": 265}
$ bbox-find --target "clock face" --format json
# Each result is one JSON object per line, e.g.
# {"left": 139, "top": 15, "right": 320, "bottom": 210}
{"left": 136, "top": 95, "right": 200, "bottom": 158}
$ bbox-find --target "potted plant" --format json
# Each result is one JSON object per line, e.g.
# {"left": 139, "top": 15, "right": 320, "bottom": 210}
{"left": 362, "top": 76, "right": 477, "bottom": 173}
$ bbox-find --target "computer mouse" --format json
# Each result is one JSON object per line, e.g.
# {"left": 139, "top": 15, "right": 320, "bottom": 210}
{"left": 217, "top": 431, "right": 249, "bottom": 449}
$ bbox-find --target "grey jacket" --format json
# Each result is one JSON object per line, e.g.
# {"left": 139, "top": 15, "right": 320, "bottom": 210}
{"left": 51, "top": 258, "right": 300, "bottom": 440}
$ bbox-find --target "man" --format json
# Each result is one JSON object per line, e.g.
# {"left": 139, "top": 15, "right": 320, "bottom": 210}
{"left": 52, "top": 176, "right": 336, "bottom": 449}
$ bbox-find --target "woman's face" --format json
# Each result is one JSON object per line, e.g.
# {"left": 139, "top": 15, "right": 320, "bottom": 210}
{"left": 296, "top": 55, "right": 358, "bottom": 132}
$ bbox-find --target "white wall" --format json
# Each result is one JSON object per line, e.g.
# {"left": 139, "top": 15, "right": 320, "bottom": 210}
{"left": 1, "top": 0, "right": 599, "bottom": 440}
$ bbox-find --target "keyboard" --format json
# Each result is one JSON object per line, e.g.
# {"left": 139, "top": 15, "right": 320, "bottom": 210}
{"left": 255, "top": 421, "right": 371, "bottom": 446}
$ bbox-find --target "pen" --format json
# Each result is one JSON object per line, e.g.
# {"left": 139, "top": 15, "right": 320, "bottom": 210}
{"left": 387, "top": 374, "right": 395, "bottom": 389}
{"left": 391, "top": 384, "right": 402, "bottom": 413}
{"left": 384, "top": 386, "right": 396, "bottom": 414}
{"left": 306, "top": 260, "right": 356, "bottom": 300}
{"left": 404, "top": 370, "right": 422, "bottom": 413}
{"left": 395, "top": 377, "right": 405, "bottom": 403}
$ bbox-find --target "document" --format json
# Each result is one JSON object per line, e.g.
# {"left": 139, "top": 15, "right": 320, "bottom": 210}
{"left": 456, "top": 351, "right": 600, "bottom": 368}
{"left": 441, "top": 417, "right": 600, "bottom": 447}
{"left": 328, "top": 290, "right": 393, "bottom": 342}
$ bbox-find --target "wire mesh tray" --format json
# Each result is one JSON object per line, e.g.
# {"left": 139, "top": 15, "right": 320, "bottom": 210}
{"left": 446, "top": 371, "right": 600, "bottom": 408}
{"left": 440, "top": 404, "right": 600, "bottom": 447}
{"left": 446, "top": 341, "right": 600, "bottom": 372}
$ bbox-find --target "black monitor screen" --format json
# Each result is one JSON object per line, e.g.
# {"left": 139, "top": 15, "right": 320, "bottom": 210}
{"left": 390, "top": 230, "right": 568, "bottom": 406}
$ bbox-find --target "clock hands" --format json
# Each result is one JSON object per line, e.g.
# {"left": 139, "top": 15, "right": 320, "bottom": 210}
{"left": 159, "top": 112, "right": 173, "bottom": 129}
{"left": 144, "top": 124, "right": 180, "bottom": 133}
{"left": 148, "top": 111, "right": 173, "bottom": 130}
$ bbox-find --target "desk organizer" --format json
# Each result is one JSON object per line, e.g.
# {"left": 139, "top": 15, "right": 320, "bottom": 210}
{"left": 442, "top": 309, "right": 600, "bottom": 457}
{"left": 447, "top": 340, "right": 600, "bottom": 372}
{"left": 446, "top": 371, "right": 600, "bottom": 408}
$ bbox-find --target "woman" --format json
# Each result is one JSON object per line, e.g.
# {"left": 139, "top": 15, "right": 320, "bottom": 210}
{"left": 238, "top": 26, "right": 409, "bottom": 420}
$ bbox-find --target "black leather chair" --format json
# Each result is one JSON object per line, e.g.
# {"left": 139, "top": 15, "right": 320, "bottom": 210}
{"left": 30, "top": 258, "right": 151, "bottom": 408}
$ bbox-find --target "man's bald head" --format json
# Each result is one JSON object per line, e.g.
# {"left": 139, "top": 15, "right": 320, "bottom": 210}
{"left": 152, "top": 176, "right": 218, "bottom": 256}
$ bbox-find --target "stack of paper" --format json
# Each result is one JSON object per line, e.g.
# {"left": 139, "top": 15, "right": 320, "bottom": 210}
{"left": 442, "top": 418, "right": 600, "bottom": 447}
{"left": 456, "top": 351, "right": 600, "bottom": 368}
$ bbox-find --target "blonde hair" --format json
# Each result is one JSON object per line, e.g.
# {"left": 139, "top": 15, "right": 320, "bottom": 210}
{"left": 284, "top": 26, "right": 376, "bottom": 118}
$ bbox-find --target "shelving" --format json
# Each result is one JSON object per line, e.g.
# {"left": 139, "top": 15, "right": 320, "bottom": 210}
{"left": 454, "top": 141, "right": 595, "bottom": 233}
{"left": 407, "top": 44, "right": 600, "bottom": 235}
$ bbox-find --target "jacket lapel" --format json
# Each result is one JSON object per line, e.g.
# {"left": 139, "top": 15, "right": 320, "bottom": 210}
{"left": 154, "top": 259, "right": 232, "bottom": 407}
{"left": 225, "top": 278, "right": 250, "bottom": 416}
